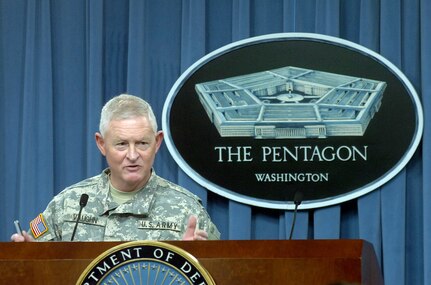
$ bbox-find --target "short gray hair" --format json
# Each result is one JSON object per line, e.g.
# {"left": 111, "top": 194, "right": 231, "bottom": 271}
{"left": 99, "top": 94, "right": 158, "bottom": 136}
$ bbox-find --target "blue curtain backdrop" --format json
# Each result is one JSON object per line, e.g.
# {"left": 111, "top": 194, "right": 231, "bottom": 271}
{"left": 0, "top": 0, "right": 429, "bottom": 284}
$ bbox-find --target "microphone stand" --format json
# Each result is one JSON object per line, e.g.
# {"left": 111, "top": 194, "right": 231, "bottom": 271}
{"left": 289, "top": 192, "right": 303, "bottom": 240}
{"left": 71, "top": 194, "right": 89, "bottom": 241}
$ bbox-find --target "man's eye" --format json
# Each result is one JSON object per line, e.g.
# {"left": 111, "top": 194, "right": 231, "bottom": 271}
{"left": 137, "top": 142, "right": 149, "bottom": 149}
{"left": 115, "top": 142, "right": 127, "bottom": 149}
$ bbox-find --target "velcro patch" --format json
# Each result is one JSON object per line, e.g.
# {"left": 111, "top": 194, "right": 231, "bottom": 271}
{"left": 30, "top": 214, "right": 48, "bottom": 238}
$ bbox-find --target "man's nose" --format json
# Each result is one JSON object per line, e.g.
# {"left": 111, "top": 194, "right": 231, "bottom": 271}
{"left": 126, "top": 145, "right": 139, "bottom": 160}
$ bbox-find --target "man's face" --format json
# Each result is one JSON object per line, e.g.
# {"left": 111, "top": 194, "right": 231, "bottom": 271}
{"left": 95, "top": 116, "right": 163, "bottom": 192}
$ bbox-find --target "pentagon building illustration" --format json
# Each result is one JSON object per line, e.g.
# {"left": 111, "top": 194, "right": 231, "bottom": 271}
{"left": 195, "top": 66, "right": 386, "bottom": 139}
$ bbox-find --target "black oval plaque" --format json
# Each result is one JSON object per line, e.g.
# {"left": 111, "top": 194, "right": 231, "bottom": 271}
{"left": 162, "top": 33, "right": 423, "bottom": 209}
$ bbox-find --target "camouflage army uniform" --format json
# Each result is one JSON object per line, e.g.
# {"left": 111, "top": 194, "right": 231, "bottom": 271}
{"left": 29, "top": 169, "right": 220, "bottom": 241}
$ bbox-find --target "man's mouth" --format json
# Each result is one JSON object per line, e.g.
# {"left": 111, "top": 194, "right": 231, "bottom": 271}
{"left": 125, "top": 165, "right": 140, "bottom": 171}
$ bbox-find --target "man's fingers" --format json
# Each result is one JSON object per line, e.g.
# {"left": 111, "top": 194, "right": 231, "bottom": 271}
{"left": 22, "top": 231, "right": 34, "bottom": 241}
{"left": 183, "top": 216, "right": 198, "bottom": 240}
{"left": 195, "top": 229, "right": 208, "bottom": 240}
{"left": 10, "top": 233, "right": 25, "bottom": 242}
{"left": 183, "top": 216, "right": 210, "bottom": 240}
{"left": 11, "top": 231, "right": 34, "bottom": 242}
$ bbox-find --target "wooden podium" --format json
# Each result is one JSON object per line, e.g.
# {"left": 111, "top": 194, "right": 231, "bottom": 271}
{"left": 0, "top": 239, "right": 383, "bottom": 285}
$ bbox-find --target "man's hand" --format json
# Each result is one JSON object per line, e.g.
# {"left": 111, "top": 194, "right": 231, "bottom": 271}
{"left": 10, "top": 231, "right": 34, "bottom": 242}
{"left": 182, "top": 216, "right": 208, "bottom": 241}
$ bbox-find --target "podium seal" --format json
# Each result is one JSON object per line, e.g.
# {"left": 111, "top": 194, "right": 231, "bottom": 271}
{"left": 76, "top": 241, "right": 216, "bottom": 285}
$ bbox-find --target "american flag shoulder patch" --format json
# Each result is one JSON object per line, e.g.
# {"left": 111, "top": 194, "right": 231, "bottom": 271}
{"left": 30, "top": 214, "right": 48, "bottom": 238}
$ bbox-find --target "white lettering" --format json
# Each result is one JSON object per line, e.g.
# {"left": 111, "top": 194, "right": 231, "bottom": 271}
{"left": 96, "top": 261, "right": 111, "bottom": 275}
{"left": 109, "top": 255, "right": 119, "bottom": 266}
{"left": 133, "top": 247, "right": 142, "bottom": 258}
{"left": 87, "top": 272, "right": 99, "bottom": 282}
{"left": 181, "top": 261, "right": 192, "bottom": 273}
{"left": 165, "top": 251, "right": 174, "bottom": 262}
{"left": 260, "top": 145, "right": 367, "bottom": 162}
{"left": 120, "top": 249, "right": 132, "bottom": 260}
{"left": 255, "top": 173, "right": 329, "bottom": 182}
{"left": 261, "top": 146, "right": 272, "bottom": 162}
{"left": 153, "top": 248, "right": 164, "bottom": 259}
{"left": 214, "top": 146, "right": 253, "bottom": 162}
{"left": 190, "top": 272, "right": 202, "bottom": 282}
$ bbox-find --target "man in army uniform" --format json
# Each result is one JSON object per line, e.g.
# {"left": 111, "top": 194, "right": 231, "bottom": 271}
{"left": 11, "top": 94, "right": 220, "bottom": 241}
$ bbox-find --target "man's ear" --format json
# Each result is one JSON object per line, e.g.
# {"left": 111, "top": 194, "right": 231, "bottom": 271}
{"left": 155, "top": 131, "right": 164, "bottom": 153}
{"left": 95, "top": 132, "right": 106, "bottom": 156}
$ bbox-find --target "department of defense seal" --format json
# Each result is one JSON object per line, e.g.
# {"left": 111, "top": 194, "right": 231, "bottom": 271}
{"left": 76, "top": 241, "right": 216, "bottom": 285}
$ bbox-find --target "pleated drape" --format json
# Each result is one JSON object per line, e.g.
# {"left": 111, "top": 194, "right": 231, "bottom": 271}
{"left": 1, "top": 1, "right": 429, "bottom": 284}
{"left": 421, "top": 0, "right": 431, "bottom": 283}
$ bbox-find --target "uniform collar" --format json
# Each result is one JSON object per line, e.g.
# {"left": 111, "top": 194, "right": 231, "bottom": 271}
{"left": 97, "top": 168, "right": 157, "bottom": 216}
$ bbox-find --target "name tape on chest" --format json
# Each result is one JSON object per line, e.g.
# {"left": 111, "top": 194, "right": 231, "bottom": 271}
{"left": 139, "top": 221, "right": 180, "bottom": 232}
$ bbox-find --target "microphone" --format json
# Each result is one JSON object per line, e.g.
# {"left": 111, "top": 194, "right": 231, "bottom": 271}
{"left": 71, "top": 193, "right": 89, "bottom": 241}
{"left": 289, "top": 191, "right": 303, "bottom": 240}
